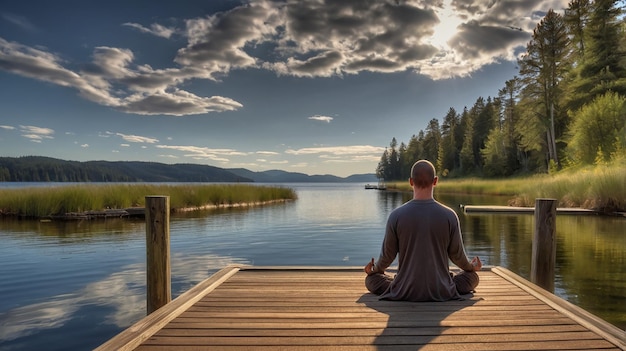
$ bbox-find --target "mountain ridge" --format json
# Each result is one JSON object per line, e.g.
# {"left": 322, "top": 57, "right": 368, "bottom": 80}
{"left": 0, "top": 156, "right": 377, "bottom": 183}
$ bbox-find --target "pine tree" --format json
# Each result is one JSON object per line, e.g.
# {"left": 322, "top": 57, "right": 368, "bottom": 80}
{"left": 518, "top": 9, "right": 571, "bottom": 170}
{"left": 459, "top": 111, "right": 475, "bottom": 174}
{"left": 564, "top": 0, "right": 591, "bottom": 62}
{"left": 422, "top": 119, "right": 441, "bottom": 165}
{"left": 568, "top": 0, "right": 626, "bottom": 110}
{"left": 438, "top": 107, "right": 460, "bottom": 175}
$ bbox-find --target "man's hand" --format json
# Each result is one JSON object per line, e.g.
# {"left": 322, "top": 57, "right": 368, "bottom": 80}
{"left": 471, "top": 256, "right": 483, "bottom": 271}
{"left": 364, "top": 258, "right": 376, "bottom": 275}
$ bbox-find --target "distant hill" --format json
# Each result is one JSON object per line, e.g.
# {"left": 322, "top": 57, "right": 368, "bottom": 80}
{"left": 0, "top": 156, "right": 251, "bottom": 182}
{"left": 227, "top": 169, "right": 377, "bottom": 183}
{"left": 0, "top": 156, "right": 377, "bottom": 183}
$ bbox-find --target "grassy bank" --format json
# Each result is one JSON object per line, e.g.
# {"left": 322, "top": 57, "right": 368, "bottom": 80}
{"left": 0, "top": 184, "right": 297, "bottom": 218}
{"left": 388, "top": 163, "right": 626, "bottom": 212}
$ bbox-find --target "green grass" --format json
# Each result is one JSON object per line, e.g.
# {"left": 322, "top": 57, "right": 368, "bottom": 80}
{"left": 387, "top": 163, "right": 626, "bottom": 212}
{"left": 387, "top": 177, "right": 527, "bottom": 196}
{"left": 0, "top": 184, "right": 297, "bottom": 218}
{"left": 513, "top": 165, "right": 626, "bottom": 211}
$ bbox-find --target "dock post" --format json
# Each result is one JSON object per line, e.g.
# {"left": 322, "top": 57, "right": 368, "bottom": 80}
{"left": 530, "top": 198, "right": 557, "bottom": 292}
{"left": 145, "top": 196, "right": 171, "bottom": 314}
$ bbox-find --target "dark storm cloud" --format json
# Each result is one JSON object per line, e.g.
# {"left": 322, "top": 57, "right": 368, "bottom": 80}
{"left": 175, "top": 2, "right": 279, "bottom": 78}
{"left": 450, "top": 21, "right": 530, "bottom": 60}
{"left": 273, "top": 0, "right": 440, "bottom": 75}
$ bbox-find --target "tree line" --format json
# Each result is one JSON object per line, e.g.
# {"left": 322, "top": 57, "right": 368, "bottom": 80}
{"left": 0, "top": 156, "right": 252, "bottom": 182}
{"left": 376, "top": 0, "right": 626, "bottom": 180}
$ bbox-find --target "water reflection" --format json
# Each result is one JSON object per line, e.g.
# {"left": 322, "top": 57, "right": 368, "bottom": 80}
{"left": 367, "top": 189, "right": 625, "bottom": 329}
{"left": 0, "top": 252, "right": 248, "bottom": 347}
{"left": 0, "top": 217, "right": 144, "bottom": 242}
{"left": 453, "top": 198, "right": 625, "bottom": 329}
{"left": 555, "top": 216, "right": 626, "bottom": 325}
{"left": 0, "top": 183, "right": 624, "bottom": 351}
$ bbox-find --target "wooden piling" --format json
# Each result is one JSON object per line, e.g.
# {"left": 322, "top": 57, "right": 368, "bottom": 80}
{"left": 531, "top": 198, "right": 557, "bottom": 292}
{"left": 145, "top": 196, "right": 171, "bottom": 314}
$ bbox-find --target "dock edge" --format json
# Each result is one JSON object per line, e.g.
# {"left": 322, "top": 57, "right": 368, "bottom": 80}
{"left": 93, "top": 264, "right": 243, "bottom": 351}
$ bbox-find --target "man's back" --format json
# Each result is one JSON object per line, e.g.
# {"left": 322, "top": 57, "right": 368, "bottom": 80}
{"left": 364, "top": 159, "right": 481, "bottom": 301}
{"left": 377, "top": 198, "right": 471, "bottom": 301}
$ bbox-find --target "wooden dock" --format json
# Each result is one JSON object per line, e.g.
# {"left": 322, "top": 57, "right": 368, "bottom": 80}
{"left": 462, "top": 205, "right": 598, "bottom": 215}
{"left": 95, "top": 265, "right": 625, "bottom": 351}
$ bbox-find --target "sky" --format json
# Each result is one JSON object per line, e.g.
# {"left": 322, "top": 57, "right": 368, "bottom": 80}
{"left": 0, "top": 0, "right": 572, "bottom": 178}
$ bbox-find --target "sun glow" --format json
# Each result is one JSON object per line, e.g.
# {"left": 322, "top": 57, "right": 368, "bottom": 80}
{"left": 429, "top": 0, "right": 463, "bottom": 49}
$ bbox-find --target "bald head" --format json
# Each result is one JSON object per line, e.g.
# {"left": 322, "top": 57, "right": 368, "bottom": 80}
{"left": 410, "top": 160, "right": 437, "bottom": 189}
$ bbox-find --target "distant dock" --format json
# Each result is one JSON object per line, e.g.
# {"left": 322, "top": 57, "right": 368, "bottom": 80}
{"left": 364, "top": 179, "right": 387, "bottom": 190}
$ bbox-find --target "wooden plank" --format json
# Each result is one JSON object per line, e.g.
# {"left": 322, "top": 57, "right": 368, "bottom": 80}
{"left": 152, "top": 324, "right": 590, "bottom": 337}
{"left": 175, "top": 309, "right": 573, "bottom": 319}
{"left": 136, "top": 344, "right": 620, "bottom": 351}
{"left": 186, "top": 304, "right": 554, "bottom": 312}
{"left": 140, "top": 333, "right": 612, "bottom": 346}
{"left": 96, "top": 266, "right": 625, "bottom": 351}
{"left": 493, "top": 266, "right": 626, "bottom": 350}
{"left": 94, "top": 265, "right": 241, "bottom": 351}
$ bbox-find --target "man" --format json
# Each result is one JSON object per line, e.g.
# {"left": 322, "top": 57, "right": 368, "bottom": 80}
{"left": 364, "top": 159, "right": 482, "bottom": 301}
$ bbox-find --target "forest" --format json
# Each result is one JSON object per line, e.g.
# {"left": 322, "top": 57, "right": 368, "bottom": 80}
{"left": 0, "top": 156, "right": 252, "bottom": 182}
{"left": 376, "top": 0, "right": 626, "bottom": 180}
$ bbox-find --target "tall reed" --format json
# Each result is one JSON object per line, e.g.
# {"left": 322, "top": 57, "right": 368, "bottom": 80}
{"left": 0, "top": 184, "right": 297, "bottom": 218}
{"left": 387, "top": 163, "right": 625, "bottom": 212}
{"left": 514, "top": 165, "right": 626, "bottom": 211}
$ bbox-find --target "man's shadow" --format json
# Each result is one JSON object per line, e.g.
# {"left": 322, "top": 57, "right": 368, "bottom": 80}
{"left": 357, "top": 283, "right": 480, "bottom": 349}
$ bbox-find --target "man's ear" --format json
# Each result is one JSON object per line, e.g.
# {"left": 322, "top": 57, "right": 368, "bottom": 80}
{"left": 409, "top": 177, "right": 414, "bottom": 186}
{"left": 433, "top": 176, "right": 438, "bottom": 186}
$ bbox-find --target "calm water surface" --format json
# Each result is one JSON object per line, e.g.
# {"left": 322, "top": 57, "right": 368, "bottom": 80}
{"left": 0, "top": 183, "right": 624, "bottom": 350}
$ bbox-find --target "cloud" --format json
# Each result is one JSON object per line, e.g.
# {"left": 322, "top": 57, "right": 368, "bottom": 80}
{"left": 122, "top": 22, "right": 176, "bottom": 38}
{"left": 324, "top": 154, "right": 381, "bottom": 163}
{"left": 285, "top": 145, "right": 385, "bottom": 156}
{"left": 308, "top": 115, "right": 334, "bottom": 123}
{"left": 450, "top": 21, "right": 530, "bottom": 60}
{"left": 0, "top": 0, "right": 571, "bottom": 116}
{"left": 159, "top": 154, "right": 179, "bottom": 159}
{"left": 0, "top": 39, "right": 243, "bottom": 116}
{"left": 289, "top": 144, "right": 383, "bottom": 166}
{"left": 266, "top": 0, "right": 440, "bottom": 77}
{"left": 175, "top": 2, "right": 280, "bottom": 78}
{"left": 0, "top": 125, "right": 15, "bottom": 130}
{"left": 119, "top": 89, "right": 243, "bottom": 116}
{"left": 1, "top": 12, "right": 37, "bottom": 32}
{"left": 110, "top": 132, "right": 159, "bottom": 144}
{"left": 19, "top": 125, "right": 54, "bottom": 143}
{"left": 156, "top": 144, "right": 247, "bottom": 162}
{"left": 289, "top": 162, "right": 309, "bottom": 169}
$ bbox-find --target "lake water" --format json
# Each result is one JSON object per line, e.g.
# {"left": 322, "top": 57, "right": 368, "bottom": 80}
{"left": 0, "top": 182, "right": 624, "bottom": 350}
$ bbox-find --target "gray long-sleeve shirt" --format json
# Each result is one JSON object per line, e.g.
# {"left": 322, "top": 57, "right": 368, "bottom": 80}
{"left": 374, "top": 198, "right": 474, "bottom": 301}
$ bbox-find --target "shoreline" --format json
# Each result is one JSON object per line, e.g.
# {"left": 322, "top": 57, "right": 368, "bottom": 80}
{"left": 3, "top": 199, "right": 295, "bottom": 221}
{"left": 0, "top": 183, "right": 297, "bottom": 219}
